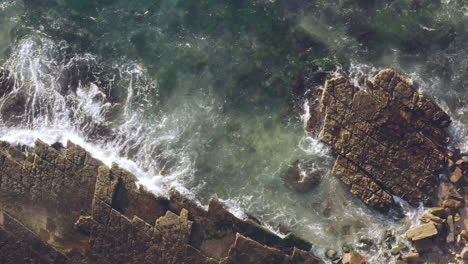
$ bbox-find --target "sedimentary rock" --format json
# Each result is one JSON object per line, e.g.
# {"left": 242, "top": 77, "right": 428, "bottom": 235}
{"left": 406, "top": 223, "right": 438, "bottom": 241}
{"left": 342, "top": 251, "right": 366, "bottom": 264}
{"left": 0, "top": 140, "right": 323, "bottom": 264}
{"left": 307, "top": 69, "right": 450, "bottom": 211}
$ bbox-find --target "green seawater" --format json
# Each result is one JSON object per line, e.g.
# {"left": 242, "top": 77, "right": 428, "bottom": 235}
{"left": 0, "top": 0, "right": 467, "bottom": 262}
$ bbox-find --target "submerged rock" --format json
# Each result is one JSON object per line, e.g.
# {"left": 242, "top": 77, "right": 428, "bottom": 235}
{"left": 307, "top": 69, "right": 450, "bottom": 211}
{"left": 285, "top": 159, "right": 323, "bottom": 193}
{"left": 325, "top": 249, "right": 338, "bottom": 259}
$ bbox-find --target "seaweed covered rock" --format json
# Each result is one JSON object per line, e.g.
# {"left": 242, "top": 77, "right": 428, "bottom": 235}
{"left": 307, "top": 69, "right": 451, "bottom": 211}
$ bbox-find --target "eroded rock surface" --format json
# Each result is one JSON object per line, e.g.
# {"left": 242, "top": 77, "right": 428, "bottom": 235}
{"left": 307, "top": 69, "right": 450, "bottom": 211}
{"left": 0, "top": 140, "right": 322, "bottom": 264}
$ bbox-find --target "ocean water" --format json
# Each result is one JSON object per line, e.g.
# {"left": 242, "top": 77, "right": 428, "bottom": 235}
{"left": 0, "top": 0, "right": 467, "bottom": 263}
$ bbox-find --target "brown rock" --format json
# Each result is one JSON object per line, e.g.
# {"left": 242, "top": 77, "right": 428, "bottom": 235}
{"left": 406, "top": 223, "right": 438, "bottom": 241}
{"left": 342, "top": 251, "right": 366, "bottom": 264}
{"left": 450, "top": 167, "right": 463, "bottom": 183}
{"left": 461, "top": 247, "right": 468, "bottom": 259}
{"left": 448, "top": 159, "right": 454, "bottom": 168}
{"left": 308, "top": 69, "right": 450, "bottom": 210}
{"left": 402, "top": 252, "right": 420, "bottom": 261}
{"left": 420, "top": 212, "right": 445, "bottom": 225}
{"left": 429, "top": 207, "right": 446, "bottom": 217}
{"left": 447, "top": 215, "right": 455, "bottom": 243}
{"left": 455, "top": 213, "right": 461, "bottom": 222}
{"left": 456, "top": 157, "right": 468, "bottom": 165}
{"left": 443, "top": 199, "right": 463, "bottom": 209}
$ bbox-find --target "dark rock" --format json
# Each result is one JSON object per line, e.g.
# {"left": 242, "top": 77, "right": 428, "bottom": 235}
{"left": 307, "top": 69, "right": 450, "bottom": 211}
{"left": 285, "top": 159, "right": 323, "bottom": 193}
{"left": 0, "top": 68, "right": 14, "bottom": 97}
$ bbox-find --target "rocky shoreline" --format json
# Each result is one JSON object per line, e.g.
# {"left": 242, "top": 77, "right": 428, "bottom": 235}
{"left": 304, "top": 69, "right": 468, "bottom": 263}
{"left": 0, "top": 69, "right": 467, "bottom": 264}
{"left": 0, "top": 139, "right": 325, "bottom": 264}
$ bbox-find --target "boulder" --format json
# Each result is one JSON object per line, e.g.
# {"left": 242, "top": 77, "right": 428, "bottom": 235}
{"left": 461, "top": 247, "right": 468, "bottom": 259}
{"left": 307, "top": 69, "right": 450, "bottom": 211}
{"left": 443, "top": 199, "right": 463, "bottom": 210}
{"left": 429, "top": 207, "right": 446, "bottom": 217}
{"left": 419, "top": 212, "right": 445, "bottom": 225}
{"left": 406, "top": 223, "right": 438, "bottom": 241}
{"left": 450, "top": 167, "right": 463, "bottom": 183}
{"left": 342, "top": 251, "right": 366, "bottom": 264}
{"left": 455, "top": 156, "right": 468, "bottom": 165}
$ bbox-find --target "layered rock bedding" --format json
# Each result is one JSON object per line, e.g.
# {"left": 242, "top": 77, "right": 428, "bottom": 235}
{"left": 307, "top": 69, "right": 451, "bottom": 211}
{"left": 0, "top": 140, "right": 322, "bottom": 264}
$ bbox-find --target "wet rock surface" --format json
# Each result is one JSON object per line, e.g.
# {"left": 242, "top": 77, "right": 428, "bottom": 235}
{"left": 400, "top": 149, "right": 468, "bottom": 263}
{"left": 0, "top": 140, "right": 323, "bottom": 264}
{"left": 285, "top": 159, "right": 323, "bottom": 193}
{"left": 307, "top": 69, "right": 451, "bottom": 211}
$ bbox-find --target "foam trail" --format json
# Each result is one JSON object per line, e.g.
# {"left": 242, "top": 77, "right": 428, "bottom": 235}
{"left": 0, "top": 35, "right": 193, "bottom": 196}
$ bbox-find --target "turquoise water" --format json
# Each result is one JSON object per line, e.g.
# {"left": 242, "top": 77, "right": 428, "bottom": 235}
{"left": 0, "top": 0, "right": 467, "bottom": 262}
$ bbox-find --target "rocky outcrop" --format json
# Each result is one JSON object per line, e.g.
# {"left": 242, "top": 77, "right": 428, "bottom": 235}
{"left": 0, "top": 140, "right": 323, "bottom": 264}
{"left": 307, "top": 69, "right": 450, "bottom": 211}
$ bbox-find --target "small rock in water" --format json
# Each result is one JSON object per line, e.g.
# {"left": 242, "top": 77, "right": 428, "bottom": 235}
{"left": 406, "top": 223, "right": 438, "bottom": 241}
{"left": 342, "top": 251, "right": 365, "bottom": 264}
{"left": 325, "top": 249, "right": 338, "bottom": 259}
{"left": 390, "top": 242, "right": 408, "bottom": 255}
{"left": 285, "top": 160, "right": 322, "bottom": 193}
{"left": 341, "top": 244, "right": 354, "bottom": 253}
